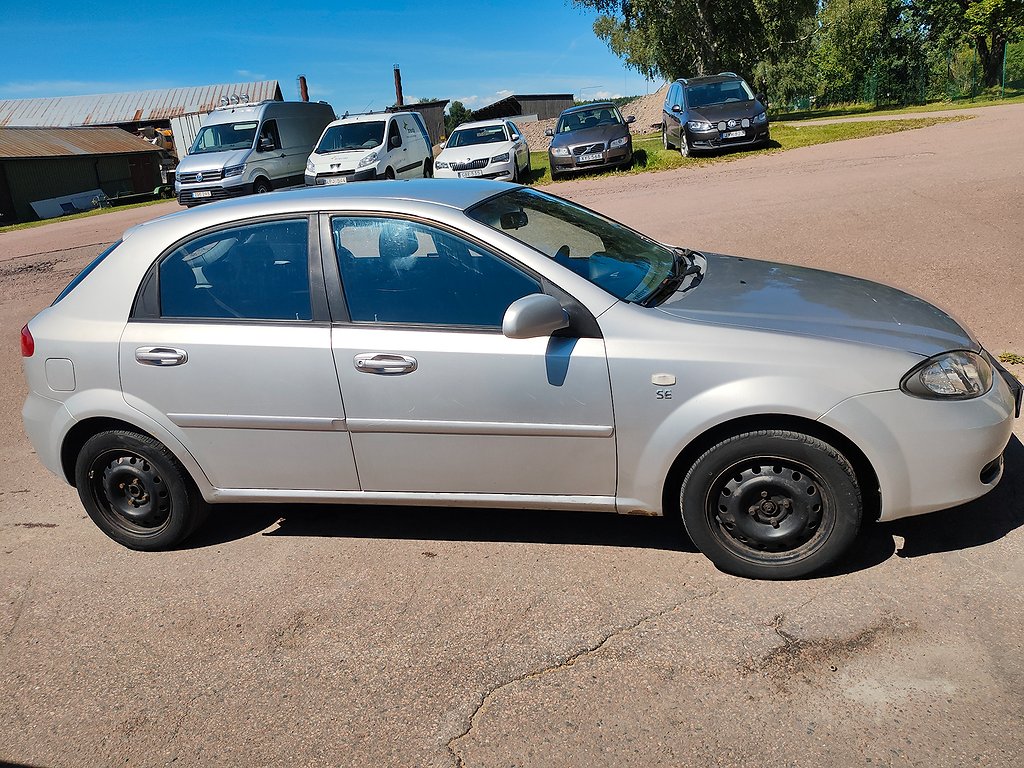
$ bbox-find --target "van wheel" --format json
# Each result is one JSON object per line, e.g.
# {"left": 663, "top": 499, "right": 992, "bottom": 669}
{"left": 75, "top": 430, "right": 210, "bottom": 551}
{"left": 253, "top": 178, "right": 272, "bottom": 194}
{"left": 662, "top": 124, "right": 673, "bottom": 150}
{"left": 680, "top": 135, "right": 692, "bottom": 158}
{"left": 384, "top": 167, "right": 395, "bottom": 180}
{"left": 679, "top": 430, "right": 862, "bottom": 579}
{"left": 423, "top": 159, "right": 433, "bottom": 178}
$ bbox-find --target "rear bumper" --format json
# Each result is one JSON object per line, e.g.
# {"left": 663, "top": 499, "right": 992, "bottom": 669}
{"left": 22, "top": 392, "right": 73, "bottom": 481}
{"left": 819, "top": 376, "right": 1016, "bottom": 522}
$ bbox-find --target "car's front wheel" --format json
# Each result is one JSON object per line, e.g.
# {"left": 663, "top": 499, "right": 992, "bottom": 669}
{"left": 680, "top": 134, "right": 693, "bottom": 158}
{"left": 662, "top": 124, "right": 673, "bottom": 150}
{"left": 75, "top": 430, "right": 209, "bottom": 550}
{"left": 680, "top": 430, "right": 862, "bottom": 579}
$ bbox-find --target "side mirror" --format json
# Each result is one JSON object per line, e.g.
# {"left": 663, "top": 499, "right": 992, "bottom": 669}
{"left": 756, "top": 93, "right": 768, "bottom": 107}
{"left": 390, "top": 135, "right": 401, "bottom": 149}
{"left": 671, "top": 104, "right": 682, "bottom": 113}
{"left": 502, "top": 294, "right": 569, "bottom": 340}
{"left": 625, "top": 115, "right": 636, "bottom": 124}
{"left": 499, "top": 210, "right": 529, "bottom": 230}
{"left": 545, "top": 127, "right": 554, "bottom": 137}
{"left": 257, "top": 137, "right": 274, "bottom": 152}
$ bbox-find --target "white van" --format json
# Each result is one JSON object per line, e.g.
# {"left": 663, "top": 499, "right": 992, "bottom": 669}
{"left": 305, "top": 111, "right": 433, "bottom": 185}
{"left": 175, "top": 100, "right": 335, "bottom": 206}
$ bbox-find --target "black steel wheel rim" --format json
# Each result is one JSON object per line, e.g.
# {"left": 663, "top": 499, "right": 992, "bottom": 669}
{"left": 88, "top": 449, "right": 172, "bottom": 534}
{"left": 706, "top": 456, "right": 832, "bottom": 561}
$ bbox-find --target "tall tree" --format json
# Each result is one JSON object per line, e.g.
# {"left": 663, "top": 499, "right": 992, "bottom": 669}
{"left": 445, "top": 101, "right": 473, "bottom": 135}
{"left": 576, "top": 0, "right": 817, "bottom": 80}
{"left": 917, "top": 0, "right": 1024, "bottom": 86}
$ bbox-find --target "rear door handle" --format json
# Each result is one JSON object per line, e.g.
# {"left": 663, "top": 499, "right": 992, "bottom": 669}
{"left": 354, "top": 353, "right": 417, "bottom": 375}
{"left": 136, "top": 347, "right": 188, "bottom": 366}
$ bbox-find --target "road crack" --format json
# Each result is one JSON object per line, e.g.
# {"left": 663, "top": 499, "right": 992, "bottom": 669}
{"left": 446, "top": 592, "right": 713, "bottom": 767}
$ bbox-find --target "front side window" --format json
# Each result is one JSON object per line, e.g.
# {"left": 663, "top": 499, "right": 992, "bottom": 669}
{"left": 259, "top": 120, "right": 281, "bottom": 150}
{"left": 191, "top": 121, "right": 258, "bottom": 154}
{"left": 386, "top": 120, "right": 402, "bottom": 148}
{"left": 159, "top": 219, "right": 311, "bottom": 320}
{"left": 332, "top": 217, "right": 539, "bottom": 327}
{"left": 467, "top": 188, "right": 675, "bottom": 303}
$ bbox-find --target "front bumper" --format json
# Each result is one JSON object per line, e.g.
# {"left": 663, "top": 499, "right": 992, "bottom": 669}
{"left": 687, "top": 125, "right": 769, "bottom": 151}
{"left": 550, "top": 144, "right": 632, "bottom": 175}
{"left": 176, "top": 178, "right": 250, "bottom": 206}
{"left": 819, "top": 371, "right": 1017, "bottom": 522}
{"left": 306, "top": 167, "right": 378, "bottom": 185}
{"left": 434, "top": 160, "right": 515, "bottom": 180}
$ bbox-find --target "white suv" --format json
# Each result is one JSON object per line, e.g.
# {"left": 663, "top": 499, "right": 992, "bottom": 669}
{"left": 434, "top": 119, "right": 531, "bottom": 182}
{"left": 305, "top": 111, "right": 433, "bottom": 184}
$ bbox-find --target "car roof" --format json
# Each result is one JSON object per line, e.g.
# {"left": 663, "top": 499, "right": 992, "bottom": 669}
{"left": 125, "top": 179, "right": 516, "bottom": 240}
{"left": 676, "top": 75, "right": 746, "bottom": 86}
{"left": 560, "top": 101, "right": 618, "bottom": 116}
{"left": 450, "top": 118, "right": 513, "bottom": 131}
{"left": 326, "top": 112, "right": 396, "bottom": 126}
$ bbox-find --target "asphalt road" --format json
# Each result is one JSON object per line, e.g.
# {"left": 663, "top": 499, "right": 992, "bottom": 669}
{"left": 1, "top": 104, "right": 1022, "bottom": 768}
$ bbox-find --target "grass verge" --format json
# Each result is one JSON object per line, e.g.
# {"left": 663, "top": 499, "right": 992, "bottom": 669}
{"left": 774, "top": 91, "right": 1024, "bottom": 122}
{"left": 526, "top": 115, "right": 969, "bottom": 185}
{"left": 0, "top": 198, "right": 172, "bottom": 235}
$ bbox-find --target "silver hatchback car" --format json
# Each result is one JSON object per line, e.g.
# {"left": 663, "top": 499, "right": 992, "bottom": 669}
{"left": 21, "top": 181, "right": 1020, "bottom": 579}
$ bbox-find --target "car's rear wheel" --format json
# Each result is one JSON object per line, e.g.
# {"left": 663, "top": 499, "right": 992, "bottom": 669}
{"left": 680, "top": 430, "right": 862, "bottom": 579}
{"left": 75, "top": 430, "right": 209, "bottom": 551}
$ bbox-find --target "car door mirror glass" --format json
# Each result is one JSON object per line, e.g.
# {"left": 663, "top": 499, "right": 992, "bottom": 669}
{"left": 545, "top": 128, "right": 554, "bottom": 137}
{"left": 502, "top": 294, "right": 569, "bottom": 340}
{"left": 499, "top": 211, "right": 528, "bottom": 230}
{"left": 625, "top": 115, "right": 636, "bottom": 123}
{"left": 671, "top": 104, "right": 682, "bottom": 113}
{"left": 258, "top": 136, "right": 274, "bottom": 152}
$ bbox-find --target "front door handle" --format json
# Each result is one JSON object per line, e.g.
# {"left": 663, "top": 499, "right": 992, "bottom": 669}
{"left": 136, "top": 347, "right": 188, "bottom": 366}
{"left": 354, "top": 353, "right": 417, "bottom": 375}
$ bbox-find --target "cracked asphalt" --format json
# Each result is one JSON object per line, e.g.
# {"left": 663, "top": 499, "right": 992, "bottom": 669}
{"left": 1, "top": 104, "right": 1022, "bottom": 767}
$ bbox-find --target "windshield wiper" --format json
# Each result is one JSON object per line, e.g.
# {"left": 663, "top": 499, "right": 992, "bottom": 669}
{"left": 641, "top": 248, "right": 702, "bottom": 307}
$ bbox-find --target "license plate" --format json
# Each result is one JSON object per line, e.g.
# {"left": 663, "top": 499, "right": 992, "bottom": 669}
{"left": 459, "top": 169, "right": 486, "bottom": 178}
{"left": 191, "top": 190, "right": 212, "bottom": 198}
{"left": 324, "top": 176, "right": 347, "bottom": 185}
{"left": 722, "top": 130, "right": 745, "bottom": 139}
{"left": 579, "top": 152, "right": 603, "bottom": 162}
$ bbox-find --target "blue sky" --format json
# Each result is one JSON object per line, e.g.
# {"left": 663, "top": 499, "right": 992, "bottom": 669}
{"left": 1, "top": 1, "right": 660, "bottom": 112}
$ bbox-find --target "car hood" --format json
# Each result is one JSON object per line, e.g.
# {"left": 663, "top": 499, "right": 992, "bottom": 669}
{"left": 309, "top": 146, "right": 381, "bottom": 169}
{"left": 438, "top": 141, "right": 513, "bottom": 163}
{"left": 689, "top": 100, "right": 764, "bottom": 123}
{"left": 550, "top": 124, "right": 628, "bottom": 148}
{"left": 657, "top": 253, "right": 975, "bottom": 357}
{"left": 177, "top": 148, "right": 251, "bottom": 172}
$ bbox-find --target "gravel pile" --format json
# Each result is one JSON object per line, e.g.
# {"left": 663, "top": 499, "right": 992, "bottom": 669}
{"left": 516, "top": 84, "right": 670, "bottom": 152}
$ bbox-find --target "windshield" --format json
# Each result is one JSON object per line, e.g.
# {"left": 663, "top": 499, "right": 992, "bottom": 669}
{"left": 190, "top": 122, "right": 258, "bottom": 154}
{"left": 315, "top": 121, "right": 386, "bottom": 153}
{"left": 467, "top": 188, "right": 675, "bottom": 303}
{"left": 556, "top": 106, "right": 622, "bottom": 134}
{"left": 447, "top": 125, "right": 508, "bottom": 147}
{"left": 685, "top": 80, "right": 755, "bottom": 109}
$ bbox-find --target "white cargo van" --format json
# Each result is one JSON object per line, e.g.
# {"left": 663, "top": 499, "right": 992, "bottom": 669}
{"left": 304, "top": 111, "right": 433, "bottom": 185}
{"left": 175, "top": 100, "right": 335, "bottom": 206}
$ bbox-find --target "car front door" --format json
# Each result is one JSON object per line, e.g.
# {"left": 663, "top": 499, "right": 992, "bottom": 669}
{"left": 120, "top": 216, "right": 360, "bottom": 492}
{"left": 323, "top": 214, "right": 616, "bottom": 497}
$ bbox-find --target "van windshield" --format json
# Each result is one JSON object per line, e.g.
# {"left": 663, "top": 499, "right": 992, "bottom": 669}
{"left": 685, "top": 80, "right": 755, "bottom": 108}
{"left": 316, "top": 122, "right": 386, "bottom": 153}
{"left": 190, "top": 122, "right": 258, "bottom": 154}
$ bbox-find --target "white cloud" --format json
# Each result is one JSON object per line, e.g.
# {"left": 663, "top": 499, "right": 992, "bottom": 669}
{"left": 235, "top": 69, "right": 268, "bottom": 81}
{"left": 588, "top": 90, "right": 623, "bottom": 100}
{"left": 455, "top": 90, "right": 516, "bottom": 110}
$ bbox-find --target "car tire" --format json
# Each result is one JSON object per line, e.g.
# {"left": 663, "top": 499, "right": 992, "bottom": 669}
{"left": 662, "top": 124, "right": 673, "bottom": 150}
{"left": 423, "top": 159, "right": 433, "bottom": 178}
{"left": 253, "top": 178, "right": 272, "bottom": 194}
{"left": 75, "top": 430, "right": 210, "bottom": 551}
{"left": 679, "top": 430, "right": 862, "bottom": 580}
{"left": 385, "top": 167, "right": 396, "bottom": 180}
{"left": 680, "top": 134, "right": 692, "bottom": 158}
{"left": 525, "top": 154, "right": 532, "bottom": 180}
{"left": 511, "top": 160, "right": 520, "bottom": 183}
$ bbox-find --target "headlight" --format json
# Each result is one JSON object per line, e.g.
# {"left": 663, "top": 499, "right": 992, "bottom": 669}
{"left": 551, "top": 147, "right": 569, "bottom": 157}
{"left": 223, "top": 164, "right": 245, "bottom": 177}
{"left": 491, "top": 152, "right": 510, "bottom": 164}
{"left": 435, "top": 160, "right": 449, "bottom": 169}
{"left": 901, "top": 351, "right": 993, "bottom": 399}
{"left": 753, "top": 111, "right": 768, "bottom": 125}
{"left": 609, "top": 136, "right": 628, "bottom": 149}
{"left": 305, "top": 158, "right": 315, "bottom": 174}
{"left": 357, "top": 151, "right": 378, "bottom": 168}
{"left": 687, "top": 120, "right": 714, "bottom": 132}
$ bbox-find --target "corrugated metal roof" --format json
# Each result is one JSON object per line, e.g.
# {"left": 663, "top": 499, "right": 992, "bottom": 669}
{"left": 0, "top": 81, "right": 283, "bottom": 127}
{"left": 0, "top": 127, "right": 163, "bottom": 159}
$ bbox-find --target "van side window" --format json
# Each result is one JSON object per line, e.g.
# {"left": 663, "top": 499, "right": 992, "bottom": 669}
{"left": 387, "top": 120, "right": 402, "bottom": 148}
{"left": 260, "top": 120, "right": 281, "bottom": 150}
{"left": 159, "top": 219, "right": 311, "bottom": 321}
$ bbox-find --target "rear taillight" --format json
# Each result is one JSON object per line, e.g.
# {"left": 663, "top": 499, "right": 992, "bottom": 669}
{"left": 20, "top": 325, "right": 34, "bottom": 357}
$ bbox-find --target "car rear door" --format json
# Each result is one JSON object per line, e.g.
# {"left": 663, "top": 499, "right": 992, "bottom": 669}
{"left": 322, "top": 213, "right": 616, "bottom": 497}
{"left": 120, "top": 215, "right": 359, "bottom": 492}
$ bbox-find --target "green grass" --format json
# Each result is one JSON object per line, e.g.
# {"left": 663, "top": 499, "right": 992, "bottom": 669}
{"left": 998, "top": 352, "right": 1024, "bottom": 366}
{"left": 775, "top": 90, "right": 1024, "bottom": 123}
{"left": 0, "top": 197, "right": 172, "bottom": 234}
{"left": 525, "top": 115, "right": 969, "bottom": 185}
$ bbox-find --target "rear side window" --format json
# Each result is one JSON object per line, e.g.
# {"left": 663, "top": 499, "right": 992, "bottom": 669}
{"left": 158, "top": 219, "right": 311, "bottom": 321}
{"left": 52, "top": 240, "right": 121, "bottom": 305}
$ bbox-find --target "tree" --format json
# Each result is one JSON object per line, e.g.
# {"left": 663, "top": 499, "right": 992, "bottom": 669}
{"left": 575, "top": 0, "right": 817, "bottom": 80}
{"left": 445, "top": 101, "right": 473, "bottom": 135}
{"left": 917, "top": 0, "right": 1024, "bottom": 87}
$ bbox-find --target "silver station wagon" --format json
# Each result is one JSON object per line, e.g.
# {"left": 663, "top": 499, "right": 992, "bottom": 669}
{"left": 21, "top": 181, "right": 1020, "bottom": 579}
